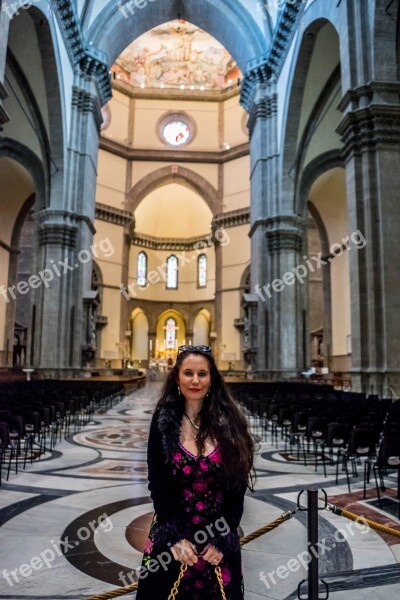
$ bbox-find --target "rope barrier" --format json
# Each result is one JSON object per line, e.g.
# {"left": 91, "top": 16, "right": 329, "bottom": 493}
{"left": 327, "top": 503, "right": 400, "bottom": 539}
{"left": 239, "top": 509, "right": 297, "bottom": 546}
{"left": 83, "top": 509, "right": 296, "bottom": 600}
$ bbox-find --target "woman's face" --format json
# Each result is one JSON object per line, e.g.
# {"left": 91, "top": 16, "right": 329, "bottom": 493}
{"left": 177, "top": 353, "right": 211, "bottom": 405}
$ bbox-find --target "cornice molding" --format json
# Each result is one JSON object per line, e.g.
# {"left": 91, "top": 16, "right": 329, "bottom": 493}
{"left": 95, "top": 202, "right": 133, "bottom": 227}
{"left": 131, "top": 232, "right": 212, "bottom": 252}
{"left": 338, "top": 81, "right": 400, "bottom": 112}
{"left": 35, "top": 209, "right": 96, "bottom": 235}
{"left": 213, "top": 207, "right": 250, "bottom": 229}
{"left": 241, "top": 0, "right": 304, "bottom": 112}
{"left": 111, "top": 79, "right": 241, "bottom": 103}
{"left": 99, "top": 136, "right": 249, "bottom": 164}
{"left": 53, "top": 0, "right": 111, "bottom": 105}
{"left": 337, "top": 104, "right": 400, "bottom": 159}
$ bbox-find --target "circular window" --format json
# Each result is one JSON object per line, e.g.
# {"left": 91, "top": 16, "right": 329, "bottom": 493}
{"left": 158, "top": 112, "right": 196, "bottom": 147}
{"left": 163, "top": 121, "right": 190, "bottom": 146}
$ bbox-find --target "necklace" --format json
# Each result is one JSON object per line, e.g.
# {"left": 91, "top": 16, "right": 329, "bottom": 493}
{"left": 184, "top": 412, "right": 200, "bottom": 431}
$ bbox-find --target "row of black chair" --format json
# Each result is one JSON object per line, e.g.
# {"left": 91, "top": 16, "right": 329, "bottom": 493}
{"left": 235, "top": 384, "right": 400, "bottom": 513}
{"left": 0, "top": 381, "right": 125, "bottom": 485}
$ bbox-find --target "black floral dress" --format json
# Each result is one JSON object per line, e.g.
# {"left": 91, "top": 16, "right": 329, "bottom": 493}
{"left": 135, "top": 404, "right": 246, "bottom": 600}
{"left": 143, "top": 443, "right": 237, "bottom": 598}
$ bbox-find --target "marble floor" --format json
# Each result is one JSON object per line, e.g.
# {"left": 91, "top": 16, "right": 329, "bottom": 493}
{"left": 0, "top": 383, "right": 399, "bottom": 600}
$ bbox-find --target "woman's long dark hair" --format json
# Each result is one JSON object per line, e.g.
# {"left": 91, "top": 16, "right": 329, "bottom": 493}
{"left": 156, "top": 349, "right": 255, "bottom": 491}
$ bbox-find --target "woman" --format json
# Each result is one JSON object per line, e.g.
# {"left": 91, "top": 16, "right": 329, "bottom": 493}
{"left": 136, "top": 345, "right": 254, "bottom": 600}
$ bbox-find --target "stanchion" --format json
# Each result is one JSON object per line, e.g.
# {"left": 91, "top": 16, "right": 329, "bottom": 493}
{"left": 297, "top": 489, "right": 329, "bottom": 600}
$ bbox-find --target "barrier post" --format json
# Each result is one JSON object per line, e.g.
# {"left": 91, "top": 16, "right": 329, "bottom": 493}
{"left": 297, "top": 488, "right": 329, "bottom": 600}
{"left": 308, "top": 488, "right": 319, "bottom": 600}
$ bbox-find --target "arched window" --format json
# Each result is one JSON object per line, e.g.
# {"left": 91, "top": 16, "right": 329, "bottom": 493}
{"left": 137, "top": 252, "right": 147, "bottom": 287}
{"left": 166, "top": 255, "right": 178, "bottom": 289}
{"left": 165, "top": 317, "right": 177, "bottom": 350}
{"left": 198, "top": 254, "right": 207, "bottom": 287}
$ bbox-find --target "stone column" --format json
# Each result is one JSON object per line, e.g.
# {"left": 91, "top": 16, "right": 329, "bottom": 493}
{"left": 246, "top": 78, "right": 307, "bottom": 378}
{"left": 334, "top": 0, "right": 400, "bottom": 394}
{"left": 31, "top": 75, "right": 103, "bottom": 370}
{"left": 0, "top": 3, "right": 10, "bottom": 129}
{"left": 337, "top": 82, "right": 400, "bottom": 394}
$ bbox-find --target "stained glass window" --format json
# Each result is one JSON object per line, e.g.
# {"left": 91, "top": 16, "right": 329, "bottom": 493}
{"left": 198, "top": 254, "right": 207, "bottom": 287}
{"left": 163, "top": 121, "right": 190, "bottom": 146}
{"left": 137, "top": 252, "right": 147, "bottom": 287}
{"left": 165, "top": 317, "right": 177, "bottom": 350}
{"left": 166, "top": 255, "right": 178, "bottom": 289}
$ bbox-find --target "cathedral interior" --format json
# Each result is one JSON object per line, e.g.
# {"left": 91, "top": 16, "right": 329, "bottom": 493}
{"left": 0, "top": 0, "right": 400, "bottom": 599}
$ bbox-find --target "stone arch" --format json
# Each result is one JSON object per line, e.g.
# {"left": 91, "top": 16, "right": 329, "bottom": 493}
{"left": 130, "top": 307, "right": 149, "bottom": 364}
{"left": 156, "top": 308, "right": 187, "bottom": 355}
{"left": 127, "top": 165, "right": 220, "bottom": 215}
{"left": 5, "top": 7, "right": 65, "bottom": 202}
{"left": 280, "top": 18, "right": 342, "bottom": 215}
{"left": 299, "top": 150, "right": 346, "bottom": 362}
{"left": 1, "top": 192, "right": 35, "bottom": 366}
{"left": 0, "top": 138, "right": 46, "bottom": 209}
{"left": 298, "top": 150, "right": 344, "bottom": 231}
{"left": 87, "top": 0, "right": 267, "bottom": 73}
{"left": 192, "top": 309, "right": 211, "bottom": 346}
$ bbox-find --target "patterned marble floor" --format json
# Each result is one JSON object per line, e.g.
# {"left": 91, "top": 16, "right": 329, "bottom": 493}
{"left": 0, "top": 383, "right": 399, "bottom": 600}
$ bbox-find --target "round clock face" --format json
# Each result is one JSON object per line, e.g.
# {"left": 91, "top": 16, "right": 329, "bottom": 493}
{"left": 163, "top": 120, "right": 191, "bottom": 146}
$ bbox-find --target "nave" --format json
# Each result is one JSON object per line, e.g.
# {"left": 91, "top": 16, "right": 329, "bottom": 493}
{"left": 1, "top": 383, "right": 399, "bottom": 600}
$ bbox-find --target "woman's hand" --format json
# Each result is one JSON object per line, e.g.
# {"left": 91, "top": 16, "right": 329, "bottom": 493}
{"left": 171, "top": 539, "right": 198, "bottom": 566}
{"left": 202, "top": 543, "right": 223, "bottom": 566}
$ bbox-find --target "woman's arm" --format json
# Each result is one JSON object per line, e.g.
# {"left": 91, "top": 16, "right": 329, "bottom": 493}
{"left": 211, "top": 481, "right": 247, "bottom": 555}
{"left": 147, "top": 411, "right": 190, "bottom": 549}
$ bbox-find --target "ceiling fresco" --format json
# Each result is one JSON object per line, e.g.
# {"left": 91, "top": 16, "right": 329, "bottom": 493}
{"left": 112, "top": 19, "right": 242, "bottom": 91}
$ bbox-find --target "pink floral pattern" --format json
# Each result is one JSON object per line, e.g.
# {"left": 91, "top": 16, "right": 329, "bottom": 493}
{"left": 142, "top": 443, "right": 235, "bottom": 599}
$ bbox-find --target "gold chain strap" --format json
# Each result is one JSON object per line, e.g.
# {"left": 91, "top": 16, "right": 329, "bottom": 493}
{"left": 168, "top": 563, "right": 226, "bottom": 600}
{"left": 215, "top": 566, "right": 227, "bottom": 600}
{"left": 167, "top": 564, "right": 188, "bottom": 600}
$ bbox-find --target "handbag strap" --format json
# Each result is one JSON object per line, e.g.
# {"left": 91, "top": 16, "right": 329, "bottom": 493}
{"left": 168, "top": 563, "right": 226, "bottom": 600}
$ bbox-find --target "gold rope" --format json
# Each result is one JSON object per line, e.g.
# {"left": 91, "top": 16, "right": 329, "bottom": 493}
{"left": 239, "top": 510, "right": 296, "bottom": 546}
{"left": 327, "top": 503, "right": 400, "bottom": 538}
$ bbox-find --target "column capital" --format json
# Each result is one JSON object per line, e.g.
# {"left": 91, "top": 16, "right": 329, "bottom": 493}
{"left": 265, "top": 215, "right": 306, "bottom": 254}
{"left": 72, "top": 85, "right": 103, "bottom": 131}
{"left": 38, "top": 222, "right": 77, "bottom": 248}
{"left": 247, "top": 87, "right": 278, "bottom": 138}
{"left": 337, "top": 81, "right": 400, "bottom": 159}
{"left": 36, "top": 208, "right": 96, "bottom": 247}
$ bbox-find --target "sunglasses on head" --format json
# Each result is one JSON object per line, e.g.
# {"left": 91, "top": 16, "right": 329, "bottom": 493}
{"left": 177, "top": 345, "right": 212, "bottom": 355}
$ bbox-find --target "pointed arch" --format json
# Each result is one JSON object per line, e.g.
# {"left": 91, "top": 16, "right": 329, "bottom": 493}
{"left": 87, "top": 0, "right": 267, "bottom": 72}
{"left": 280, "top": 19, "right": 341, "bottom": 215}
{"left": 128, "top": 165, "right": 220, "bottom": 214}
